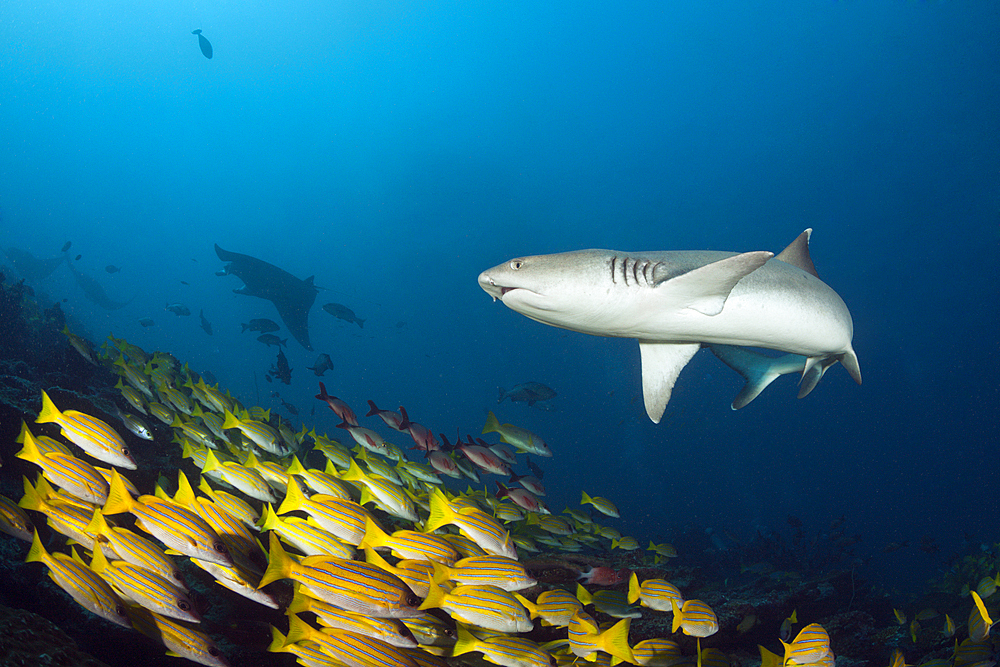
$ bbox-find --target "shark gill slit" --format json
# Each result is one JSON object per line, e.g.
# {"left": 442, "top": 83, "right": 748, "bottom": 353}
{"left": 610, "top": 256, "right": 618, "bottom": 284}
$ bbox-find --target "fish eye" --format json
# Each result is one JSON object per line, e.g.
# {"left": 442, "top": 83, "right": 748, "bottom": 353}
{"left": 510, "top": 260, "right": 523, "bottom": 270}
{"left": 443, "top": 627, "right": 455, "bottom": 637}
{"left": 214, "top": 542, "right": 228, "bottom": 553}
{"left": 208, "top": 647, "right": 220, "bottom": 656}
{"left": 116, "top": 604, "right": 126, "bottom": 616}
{"left": 405, "top": 593, "right": 421, "bottom": 607}
{"left": 121, "top": 448, "right": 129, "bottom": 456}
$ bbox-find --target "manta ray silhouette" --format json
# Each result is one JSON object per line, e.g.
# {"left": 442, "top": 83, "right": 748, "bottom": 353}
{"left": 67, "top": 259, "right": 133, "bottom": 310}
{"left": 214, "top": 244, "right": 318, "bottom": 351}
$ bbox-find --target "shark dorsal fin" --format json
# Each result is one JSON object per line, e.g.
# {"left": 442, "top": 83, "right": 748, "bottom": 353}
{"left": 775, "top": 229, "right": 818, "bottom": 278}
{"left": 654, "top": 251, "right": 773, "bottom": 316}
{"left": 638, "top": 341, "right": 700, "bottom": 423}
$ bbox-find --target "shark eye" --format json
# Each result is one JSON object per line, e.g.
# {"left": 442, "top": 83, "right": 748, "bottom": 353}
{"left": 510, "top": 260, "right": 523, "bottom": 270}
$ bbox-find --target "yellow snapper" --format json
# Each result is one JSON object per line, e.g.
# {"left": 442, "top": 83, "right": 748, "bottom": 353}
{"left": 516, "top": 589, "right": 583, "bottom": 628}
{"left": 342, "top": 458, "right": 418, "bottom": 522}
{"left": 628, "top": 573, "right": 684, "bottom": 612}
{"left": 101, "top": 469, "right": 233, "bottom": 566}
{"left": 420, "top": 578, "right": 533, "bottom": 633}
{"left": 85, "top": 509, "right": 186, "bottom": 588}
{"left": 287, "top": 589, "right": 418, "bottom": 648}
{"left": 780, "top": 622, "right": 832, "bottom": 665}
{"left": 16, "top": 427, "right": 109, "bottom": 504}
{"left": 35, "top": 392, "right": 136, "bottom": 469}
{"left": 362, "top": 516, "right": 458, "bottom": 564}
{"left": 452, "top": 625, "right": 556, "bottom": 667}
{"left": 25, "top": 530, "right": 129, "bottom": 628}
{"left": 430, "top": 554, "right": 536, "bottom": 591}
{"left": 482, "top": 411, "right": 552, "bottom": 457}
{"left": 284, "top": 613, "right": 419, "bottom": 667}
{"left": 581, "top": 491, "right": 619, "bottom": 518}
{"left": 276, "top": 477, "right": 369, "bottom": 545}
{"left": 127, "top": 606, "right": 230, "bottom": 667}
{"left": 631, "top": 638, "right": 683, "bottom": 666}
{"left": 566, "top": 611, "right": 634, "bottom": 663}
{"left": 424, "top": 488, "right": 518, "bottom": 559}
{"left": 258, "top": 504, "right": 355, "bottom": 559}
{"left": 88, "top": 547, "right": 200, "bottom": 623}
{"left": 671, "top": 598, "right": 719, "bottom": 637}
{"left": 258, "top": 532, "right": 422, "bottom": 618}
{"left": 0, "top": 493, "right": 33, "bottom": 541}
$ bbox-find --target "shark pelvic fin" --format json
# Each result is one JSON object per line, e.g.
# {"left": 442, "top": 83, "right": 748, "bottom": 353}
{"left": 798, "top": 355, "right": 841, "bottom": 398}
{"left": 658, "top": 251, "right": 773, "bottom": 316}
{"left": 775, "top": 229, "right": 819, "bottom": 278}
{"left": 708, "top": 344, "right": 807, "bottom": 409}
{"left": 638, "top": 341, "right": 700, "bottom": 423}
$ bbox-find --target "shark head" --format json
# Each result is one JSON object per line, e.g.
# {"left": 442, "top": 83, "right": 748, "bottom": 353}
{"left": 478, "top": 250, "right": 618, "bottom": 333}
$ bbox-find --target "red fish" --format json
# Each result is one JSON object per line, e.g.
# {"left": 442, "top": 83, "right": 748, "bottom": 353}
{"left": 315, "top": 383, "right": 357, "bottom": 426}
{"left": 399, "top": 406, "right": 439, "bottom": 451}
{"left": 578, "top": 566, "right": 630, "bottom": 586}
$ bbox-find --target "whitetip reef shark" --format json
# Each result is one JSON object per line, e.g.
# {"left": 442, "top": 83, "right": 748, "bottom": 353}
{"left": 478, "top": 229, "right": 861, "bottom": 422}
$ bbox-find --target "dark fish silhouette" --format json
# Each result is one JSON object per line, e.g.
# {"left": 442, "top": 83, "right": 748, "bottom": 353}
{"left": 1, "top": 247, "right": 66, "bottom": 281}
{"left": 67, "top": 260, "right": 132, "bottom": 310}
{"left": 268, "top": 349, "right": 292, "bottom": 385}
{"left": 105, "top": 265, "right": 121, "bottom": 273}
{"left": 166, "top": 303, "right": 191, "bottom": 316}
{"left": 75, "top": 254, "right": 82, "bottom": 260}
{"left": 192, "top": 29, "right": 213, "bottom": 59}
{"left": 199, "top": 309, "right": 213, "bottom": 335}
{"left": 215, "top": 244, "right": 318, "bottom": 350}
{"left": 322, "top": 302, "right": 364, "bottom": 328}
{"left": 498, "top": 382, "right": 556, "bottom": 406}
{"left": 257, "top": 334, "right": 287, "bottom": 348}
{"left": 241, "top": 318, "right": 280, "bottom": 334}
{"left": 306, "top": 353, "right": 334, "bottom": 376}
{"left": 61, "top": 241, "right": 72, "bottom": 252}
{"left": 138, "top": 318, "right": 155, "bottom": 327}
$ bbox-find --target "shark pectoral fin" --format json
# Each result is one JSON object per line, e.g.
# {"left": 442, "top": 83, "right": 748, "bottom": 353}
{"left": 708, "top": 344, "right": 807, "bottom": 410}
{"left": 656, "top": 251, "right": 774, "bottom": 316}
{"left": 798, "top": 356, "right": 840, "bottom": 399}
{"left": 638, "top": 341, "right": 700, "bottom": 423}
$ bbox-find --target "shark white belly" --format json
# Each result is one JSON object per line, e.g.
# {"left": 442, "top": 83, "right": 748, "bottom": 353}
{"left": 478, "top": 230, "right": 860, "bottom": 422}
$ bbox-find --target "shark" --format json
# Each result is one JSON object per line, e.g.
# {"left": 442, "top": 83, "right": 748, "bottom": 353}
{"left": 215, "top": 244, "right": 318, "bottom": 351}
{"left": 478, "top": 229, "right": 861, "bottom": 422}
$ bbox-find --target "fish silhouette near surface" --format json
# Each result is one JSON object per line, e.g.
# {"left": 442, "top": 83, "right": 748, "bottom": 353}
{"left": 192, "top": 30, "right": 212, "bottom": 59}
{"left": 479, "top": 229, "right": 861, "bottom": 422}
{"left": 498, "top": 382, "right": 556, "bottom": 406}
{"left": 307, "top": 353, "right": 334, "bottom": 376}
{"left": 199, "top": 309, "right": 213, "bottom": 335}
{"left": 215, "top": 244, "right": 319, "bottom": 350}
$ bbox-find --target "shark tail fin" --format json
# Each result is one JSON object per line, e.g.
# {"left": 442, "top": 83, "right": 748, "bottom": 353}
{"left": 709, "top": 344, "right": 807, "bottom": 409}
{"left": 839, "top": 347, "right": 862, "bottom": 385}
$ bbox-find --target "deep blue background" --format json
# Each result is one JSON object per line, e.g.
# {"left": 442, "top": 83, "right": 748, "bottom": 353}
{"left": 2, "top": 1, "right": 998, "bottom": 594}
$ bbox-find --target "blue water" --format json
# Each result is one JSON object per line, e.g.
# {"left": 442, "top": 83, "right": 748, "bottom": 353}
{"left": 2, "top": 1, "right": 998, "bottom": 598}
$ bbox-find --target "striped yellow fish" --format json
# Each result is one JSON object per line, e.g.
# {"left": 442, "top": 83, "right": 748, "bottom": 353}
{"left": 287, "top": 589, "right": 418, "bottom": 648}
{"left": 516, "top": 589, "right": 583, "bottom": 628}
{"left": 452, "top": 625, "right": 555, "bottom": 667}
{"left": 88, "top": 547, "right": 200, "bottom": 623}
{"left": 628, "top": 572, "right": 684, "bottom": 611}
{"left": 362, "top": 516, "right": 458, "bottom": 564}
{"left": 671, "top": 598, "right": 719, "bottom": 637}
{"left": 969, "top": 590, "right": 995, "bottom": 642}
{"left": 400, "top": 614, "right": 456, "bottom": 648}
{"left": 632, "top": 638, "right": 683, "bottom": 666}
{"left": 581, "top": 491, "right": 619, "bottom": 518}
{"left": 189, "top": 557, "right": 279, "bottom": 609}
{"left": 284, "top": 613, "right": 420, "bottom": 667}
{"left": 342, "top": 459, "right": 418, "bottom": 522}
{"left": 18, "top": 477, "right": 115, "bottom": 557}
{"left": 127, "top": 606, "right": 229, "bottom": 667}
{"left": 267, "top": 626, "right": 344, "bottom": 667}
{"left": 198, "top": 476, "right": 260, "bottom": 530}
{"left": 101, "top": 469, "right": 233, "bottom": 566}
{"left": 482, "top": 411, "right": 552, "bottom": 457}
{"left": 419, "top": 578, "right": 533, "bottom": 633}
{"left": 364, "top": 547, "right": 434, "bottom": 598}
{"left": 0, "top": 493, "right": 33, "bottom": 541}
{"left": 577, "top": 585, "right": 642, "bottom": 619}
{"left": 221, "top": 408, "right": 280, "bottom": 453}
{"left": 258, "top": 504, "right": 354, "bottom": 559}
{"left": 430, "top": 554, "right": 536, "bottom": 591}
{"left": 258, "top": 532, "right": 422, "bottom": 618}
{"left": 16, "top": 424, "right": 110, "bottom": 504}
{"left": 424, "top": 488, "right": 517, "bottom": 559}
{"left": 780, "top": 622, "right": 832, "bottom": 665}
{"left": 277, "top": 477, "right": 369, "bottom": 546}
{"left": 25, "top": 530, "right": 129, "bottom": 628}
{"left": 286, "top": 455, "right": 354, "bottom": 500}
{"left": 567, "top": 611, "right": 634, "bottom": 663}
{"left": 84, "top": 509, "right": 186, "bottom": 588}
{"left": 200, "top": 449, "right": 277, "bottom": 503}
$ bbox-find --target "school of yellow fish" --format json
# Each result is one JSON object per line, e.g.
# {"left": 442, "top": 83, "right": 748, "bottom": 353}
{"left": 0, "top": 331, "right": 991, "bottom": 667}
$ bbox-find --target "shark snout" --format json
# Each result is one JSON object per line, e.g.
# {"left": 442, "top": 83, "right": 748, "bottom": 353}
{"left": 478, "top": 271, "right": 503, "bottom": 301}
